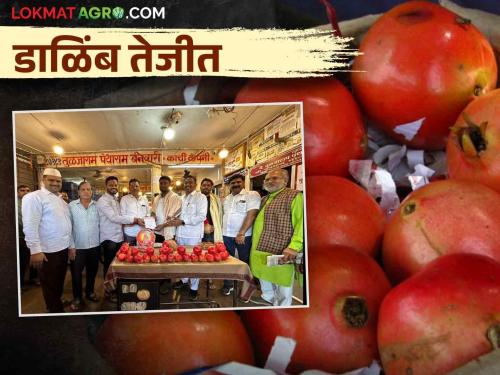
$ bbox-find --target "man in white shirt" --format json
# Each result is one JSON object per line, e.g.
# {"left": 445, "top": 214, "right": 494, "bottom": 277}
{"left": 120, "top": 178, "right": 150, "bottom": 245}
{"left": 221, "top": 174, "right": 261, "bottom": 295}
{"left": 22, "top": 168, "right": 72, "bottom": 313}
{"left": 168, "top": 175, "right": 207, "bottom": 300}
{"left": 152, "top": 176, "right": 182, "bottom": 295}
{"left": 68, "top": 181, "right": 100, "bottom": 311}
{"left": 152, "top": 176, "right": 182, "bottom": 243}
{"left": 96, "top": 176, "right": 144, "bottom": 301}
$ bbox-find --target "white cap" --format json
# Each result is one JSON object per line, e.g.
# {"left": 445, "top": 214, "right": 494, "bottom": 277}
{"left": 42, "top": 168, "right": 62, "bottom": 178}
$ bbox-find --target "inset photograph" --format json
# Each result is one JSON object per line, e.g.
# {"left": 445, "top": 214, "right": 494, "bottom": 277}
{"left": 14, "top": 102, "right": 307, "bottom": 315}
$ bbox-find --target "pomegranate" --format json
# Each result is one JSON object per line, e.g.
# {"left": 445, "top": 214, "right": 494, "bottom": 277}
{"left": 351, "top": 1, "right": 497, "bottom": 149}
{"left": 241, "top": 246, "right": 391, "bottom": 374}
{"left": 382, "top": 180, "right": 500, "bottom": 283}
{"left": 235, "top": 78, "right": 366, "bottom": 176}
{"left": 307, "top": 176, "right": 385, "bottom": 257}
{"left": 447, "top": 89, "right": 500, "bottom": 193}
{"left": 378, "top": 253, "right": 500, "bottom": 375}
{"left": 96, "top": 312, "right": 254, "bottom": 374}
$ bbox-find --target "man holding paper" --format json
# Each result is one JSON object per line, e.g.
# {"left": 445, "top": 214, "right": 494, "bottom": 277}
{"left": 167, "top": 174, "right": 207, "bottom": 301}
{"left": 152, "top": 176, "right": 182, "bottom": 243}
{"left": 250, "top": 168, "right": 304, "bottom": 307}
{"left": 120, "top": 178, "right": 149, "bottom": 245}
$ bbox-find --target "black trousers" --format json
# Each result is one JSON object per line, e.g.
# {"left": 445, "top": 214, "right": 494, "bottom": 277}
{"left": 70, "top": 247, "right": 100, "bottom": 300}
{"left": 155, "top": 234, "right": 165, "bottom": 243}
{"left": 124, "top": 234, "right": 137, "bottom": 246}
{"left": 202, "top": 232, "right": 215, "bottom": 243}
{"left": 39, "top": 249, "right": 69, "bottom": 313}
{"left": 101, "top": 240, "right": 122, "bottom": 278}
{"left": 19, "top": 237, "right": 30, "bottom": 287}
{"left": 223, "top": 235, "right": 252, "bottom": 288}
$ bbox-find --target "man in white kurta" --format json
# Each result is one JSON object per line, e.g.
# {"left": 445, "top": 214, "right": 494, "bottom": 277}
{"left": 167, "top": 175, "right": 207, "bottom": 300}
{"left": 120, "top": 178, "right": 149, "bottom": 245}
{"left": 152, "top": 176, "right": 182, "bottom": 243}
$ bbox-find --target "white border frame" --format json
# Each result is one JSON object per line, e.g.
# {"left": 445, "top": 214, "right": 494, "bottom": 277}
{"left": 13, "top": 101, "right": 309, "bottom": 317}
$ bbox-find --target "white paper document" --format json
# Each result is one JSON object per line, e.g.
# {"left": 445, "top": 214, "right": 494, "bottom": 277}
{"left": 144, "top": 216, "right": 156, "bottom": 230}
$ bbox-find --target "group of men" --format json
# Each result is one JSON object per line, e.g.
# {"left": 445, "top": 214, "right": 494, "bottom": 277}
{"left": 19, "top": 166, "right": 304, "bottom": 313}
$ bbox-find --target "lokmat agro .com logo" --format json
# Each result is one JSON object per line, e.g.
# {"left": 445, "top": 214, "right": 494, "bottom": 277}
{"left": 10, "top": 6, "right": 168, "bottom": 20}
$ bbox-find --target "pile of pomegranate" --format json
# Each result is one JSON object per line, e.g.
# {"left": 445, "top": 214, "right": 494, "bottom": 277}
{"left": 115, "top": 241, "right": 230, "bottom": 264}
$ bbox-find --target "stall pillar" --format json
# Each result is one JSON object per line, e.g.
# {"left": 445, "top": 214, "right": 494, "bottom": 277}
{"left": 150, "top": 165, "right": 162, "bottom": 195}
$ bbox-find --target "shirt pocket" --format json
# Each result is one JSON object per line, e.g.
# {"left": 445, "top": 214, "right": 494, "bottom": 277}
{"left": 186, "top": 203, "right": 196, "bottom": 215}
{"left": 235, "top": 200, "right": 247, "bottom": 214}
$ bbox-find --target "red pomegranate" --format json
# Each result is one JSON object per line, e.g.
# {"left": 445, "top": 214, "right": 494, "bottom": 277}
{"left": 382, "top": 179, "right": 500, "bottom": 283}
{"left": 447, "top": 89, "right": 500, "bottom": 193}
{"left": 235, "top": 78, "right": 366, "bottom": 176}
{"left": 96, "top": 312, "right": 254, "bottom": 374}
{"left": 307, "top": 176, "right": 385, "bottom": 257}
{"left": 241, "top": 246, "right": 391, "bottom": 374}
{"left": 378, "top": 253, "right": 500, "bottom": 375}
{"left": 351, "top": 1, "right": 497, "bottom": 149}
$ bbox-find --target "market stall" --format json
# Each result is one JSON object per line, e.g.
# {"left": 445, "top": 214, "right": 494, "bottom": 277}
{"left": 104, "top": 244, "right": 256, "bottom": 310}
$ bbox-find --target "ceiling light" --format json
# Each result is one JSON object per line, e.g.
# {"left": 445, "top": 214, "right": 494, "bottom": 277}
{"left": 53, "top": 144, "right": 64, "bottom": 155}
{"left": 218, "top": 147, "right": 229, "bottom": 159}
{"left": 122, "top": 187, "right": 128, "bottom": 193}
{"left": 163, "top": 127, "right": 175, "bottom": 140}
{"left": 175, "top": 180, "right": 182, "bottom": 186}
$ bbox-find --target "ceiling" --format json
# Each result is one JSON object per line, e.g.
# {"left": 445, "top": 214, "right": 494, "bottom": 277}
{"left": 15, "top": 103, "right": 291, "bottom": 189}
{"left": 14, "top": 104, "right": 288, "bottom": 153}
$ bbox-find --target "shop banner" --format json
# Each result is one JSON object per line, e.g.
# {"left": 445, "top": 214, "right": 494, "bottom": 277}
{"left": 36, "top": 149, "right": 217, "bottom": 168}
{"left": 250, "top": 146, "right": 302, "bottom": 178}
{"left": 224, "top": 143, "right": 246, "bottom": 176}
{"left": 248, "top": 106, "right": 302, "bottom": 165}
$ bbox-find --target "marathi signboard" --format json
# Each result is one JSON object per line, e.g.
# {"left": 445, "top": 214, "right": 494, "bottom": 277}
{"left": 37, "top": 150, "right": 217, "bottom": 168}
{"left": 248, "top": 105, "right": 301, "bottom": 166}
{"left": 249, "top": 146, "right": 302, "bottom": 178}
{"left": 223, "top": 169, "right": 247, "bottom": 185}
{"left": 223, "top": 143, "right": 246, "bottom": 176}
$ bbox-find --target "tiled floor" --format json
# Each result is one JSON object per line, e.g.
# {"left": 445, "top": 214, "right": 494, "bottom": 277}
{"left": 20, "top": 263, "right": 305, "bottom": 315}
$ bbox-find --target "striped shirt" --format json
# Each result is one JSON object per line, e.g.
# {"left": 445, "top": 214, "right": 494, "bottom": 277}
{"left": 69, "top": 199, "right": 100, "bottom": 249}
